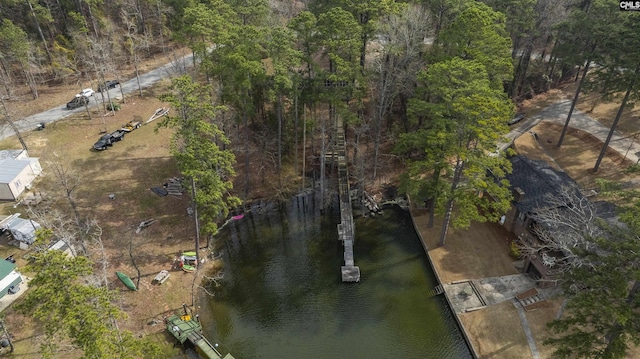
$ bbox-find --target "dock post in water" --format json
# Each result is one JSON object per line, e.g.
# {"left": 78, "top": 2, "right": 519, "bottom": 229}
{"left": 336, "top": 116, "right": 360, "bottom": 282}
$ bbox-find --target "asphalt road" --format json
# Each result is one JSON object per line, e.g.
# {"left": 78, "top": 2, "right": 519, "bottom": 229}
{"left": 0, "top": 52, "right": 194, "bottom": 142}
{"left": 508, "top": 100, "right": 640, "bottom": 165}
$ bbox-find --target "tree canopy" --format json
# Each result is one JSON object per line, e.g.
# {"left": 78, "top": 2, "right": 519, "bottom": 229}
{"left": 16, "top": 249, "right": 161, "bottom": 358}
{"left": 523, "top": 187, "right": 640, "bottom": 359}
{"left": 159, "top": 76, "right": 240, "bottom": 236}
{"left": 397, "top": 57, "right": 513, "bottom": 245}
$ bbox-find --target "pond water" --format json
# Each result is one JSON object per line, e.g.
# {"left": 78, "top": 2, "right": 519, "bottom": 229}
{"left": 199, "top": 193, "right": 472, "bottom": 359}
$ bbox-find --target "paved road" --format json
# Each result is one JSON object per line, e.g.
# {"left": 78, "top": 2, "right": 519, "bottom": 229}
{"left": 503, "top": 99, "right": 640, "bottom": 165}
{"left": 530, "top": 99, "right": 640, "bottom": 164}
{"left": 0, "top": 52, "right": 193, "bottom": 142}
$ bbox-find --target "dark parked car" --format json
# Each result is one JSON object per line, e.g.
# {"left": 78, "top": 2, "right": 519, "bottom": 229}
{"left": 98, "top": 80, "right": 120, "bottom": 92}
{"left": 66, "top": 96, "right": 90, "bottom": 109}
{"left": 93, "top": 130, "right": 126, "bottom": 151}
{"left": 93, "top": 133, "right": 114, "bottom": 151}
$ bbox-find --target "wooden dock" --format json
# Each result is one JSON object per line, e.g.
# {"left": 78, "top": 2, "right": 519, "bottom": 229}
{"left": 336, "top": 117, "right": 360, "bottom": 282}
{"left": 165, "top": 305, "right": 235, "bottom": 359}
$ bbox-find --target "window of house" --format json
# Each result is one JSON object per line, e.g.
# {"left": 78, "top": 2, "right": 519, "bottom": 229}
{"left": 14, "top": 180, "right": 21, "bottom": 189}
{"left": 517, "top": 210, "right": 526, "bottom": 222}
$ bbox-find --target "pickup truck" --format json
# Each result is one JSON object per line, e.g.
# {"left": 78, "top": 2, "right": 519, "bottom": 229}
{"left": 110, "top": 129, "right": 125, "bottom": 142}
{"left": 93, "top": 133, "right": 114, "bottom": 151}
{"left": 92, "top": 130, "right": 125, "bottom": 151}
{"left": 97, "top": 80, "right": 119, "bottom": 92}
{"left": 67, "top": 96, "right": 89, "bottom": 109}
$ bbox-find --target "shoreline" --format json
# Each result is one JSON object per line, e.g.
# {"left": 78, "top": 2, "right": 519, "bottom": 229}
{"left": 408, "top": 206, "right": 480, "bottom": 359}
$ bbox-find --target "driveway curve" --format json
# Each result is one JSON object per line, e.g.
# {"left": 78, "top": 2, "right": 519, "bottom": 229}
{"left": 508, "top": 99, "right": 640, "bottom": 165}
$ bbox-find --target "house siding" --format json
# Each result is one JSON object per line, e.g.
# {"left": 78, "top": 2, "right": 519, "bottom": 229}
{"left": 30, "top": 160, "right": 42, "bottom": 175}
{"left": 503, "top": 205, "right": 529, "bottom": 234}
{"left": 0, "top": 157, "right": 41, "bottom": 201}
{"left": 10, "top": 165, "right": 34, "bottom": 199}
{"left": 0, "top": 183, "right": 12, "bottom": 201}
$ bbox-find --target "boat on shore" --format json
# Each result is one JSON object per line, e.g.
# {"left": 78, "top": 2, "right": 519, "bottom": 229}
{"left": 165, "top": 304, "right": 235, "bottom": 359}
{"left": 178, "top": 252, "right": 198, "bottom": 272}
{"left": 116, "top": 271, "right": 137, "bottom": 291}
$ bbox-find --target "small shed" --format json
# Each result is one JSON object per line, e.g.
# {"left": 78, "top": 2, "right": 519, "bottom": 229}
{"left": 0, "top": 260, "right": 22, "bottom": 299}
{"left": 48, "top": 239, "right": 76, "bottom": 258}
{"left": 0, "top": 214, "right": 41, "bottom": 249}
{"left": 0, "top": 150, "right": 42, "bottom": 201}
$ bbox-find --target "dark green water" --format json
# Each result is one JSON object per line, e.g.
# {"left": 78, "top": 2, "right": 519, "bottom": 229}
{"left": 199, "top": 193, "right": 472, "bottom": 359}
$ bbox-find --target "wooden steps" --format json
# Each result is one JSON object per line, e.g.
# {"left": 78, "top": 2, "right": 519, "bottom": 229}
{"left": 426, "top": 284, "right": 445, "bottom": 297}
{"left": 516, "top": 287, "right": 546, "bottom": 311}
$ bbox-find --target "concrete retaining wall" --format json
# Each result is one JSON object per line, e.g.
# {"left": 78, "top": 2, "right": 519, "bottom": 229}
{"left": 407, "top": 204, "right": 479, "bottom": 359}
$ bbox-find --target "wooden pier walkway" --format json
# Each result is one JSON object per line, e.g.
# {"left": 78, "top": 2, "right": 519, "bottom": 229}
{"left": 336, "top": 117, "right": 360, "bottom": 282}
{"left": 165, "top": 307, "right": 236, "bottom": 359}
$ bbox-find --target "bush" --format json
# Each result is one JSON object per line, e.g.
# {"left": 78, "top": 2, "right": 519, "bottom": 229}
{"left": 510, "top": 241, "right": 521, "bottom": 259}
{"left": 625, "top": 164, "right": 640, "bottom": 174}
{"left": 106, "top": 102, "right": 121, "bottom": 111}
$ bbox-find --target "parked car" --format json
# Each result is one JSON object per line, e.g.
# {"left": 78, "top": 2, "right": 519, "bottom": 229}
{"left": 93, "top": 129, "right": 127, "bottom": 151}
{"left": 7, "top": 285, "right": 20, "bottom": 295}
{"left": 76, "top": 88, "right": 95, "bottom": 98}
{"left": 93, "top": 133, "right": 114, "bottom": 151}
{"left": 508, "top": 113, "right": 526, "bottom": 126}
{"left": 98, "top": 80, "right": 120, "bottom": 92}
{"left": 66, "top": 96, "right": 90, "bottom": 109}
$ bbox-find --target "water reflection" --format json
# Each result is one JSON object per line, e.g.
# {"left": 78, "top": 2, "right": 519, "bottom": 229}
{"left": 200, "top": 193, "right": 472, "bottom": 359}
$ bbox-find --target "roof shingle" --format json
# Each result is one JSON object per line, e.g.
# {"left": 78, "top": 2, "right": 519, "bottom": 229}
{"left": 506, "top": 155, "right": 579, "bottom": 213}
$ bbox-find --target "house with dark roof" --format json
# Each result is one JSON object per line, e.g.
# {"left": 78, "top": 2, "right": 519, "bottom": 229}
{"left": 500, "top": 155, "right": 623, "bottom": 288}
{"left": 503, "top": 155, "right": 579, "bottom": 238}
{"left": 502, "top": 155, "right": 582, "bottom": 287}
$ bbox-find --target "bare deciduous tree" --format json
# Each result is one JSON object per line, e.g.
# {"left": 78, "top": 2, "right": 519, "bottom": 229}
{"left": 0, "top": 96, "right": 28, "bottom": 151}
{"left": 122, "top": 9, "right": 150, "bottom": 98}
{"left": 370, "top": 4, "right": 431, "bottom": 179}
{"left": 523, "top": 185, "right": 603, "bottom": 272}
{"left": 45, "top": 152, "right": 81, "bottom": 222}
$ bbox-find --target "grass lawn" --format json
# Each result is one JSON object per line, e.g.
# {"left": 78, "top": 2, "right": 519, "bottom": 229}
{"left": 0, "top": 86, "right": 207, "bottom": 358}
